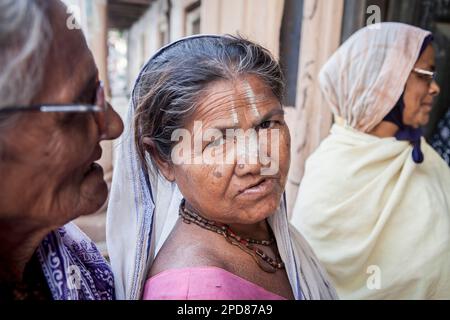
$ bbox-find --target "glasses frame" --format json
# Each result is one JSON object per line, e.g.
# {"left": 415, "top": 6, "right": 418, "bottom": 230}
{"left": 0, "top": 81, "right": 108, "bottom": 137}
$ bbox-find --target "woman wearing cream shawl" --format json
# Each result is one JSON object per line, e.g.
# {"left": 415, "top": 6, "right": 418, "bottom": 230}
{"left": 106, "top": 35, "right": 337, "bottom": 300}
{"left": 291, "top": 22, "right": 450, "bottom": 299}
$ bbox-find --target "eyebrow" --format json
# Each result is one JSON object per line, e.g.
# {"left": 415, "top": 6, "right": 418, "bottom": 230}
{"left": 211, "top": 107, "right": 285, "bottom": 132}
{"left": 74, "top": 71, "right": 98, "bottom": 104}
{"left": 256, "top": 107, "right": 285, "bottom": 126}
{"left": 422, "top": 63, "right": 436, "bottom": 71}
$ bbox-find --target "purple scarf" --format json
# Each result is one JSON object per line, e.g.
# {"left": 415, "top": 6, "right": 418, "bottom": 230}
{"left": 35, "top": 222, "right": 115, "bottom": 300}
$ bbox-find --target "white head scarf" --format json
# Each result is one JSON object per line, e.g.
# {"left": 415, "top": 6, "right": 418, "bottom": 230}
{"left": 319, "top": 22, "right": 431, "bottom": 133}
{"left": 107, "top": 35, "right": 338, "bottom": 300}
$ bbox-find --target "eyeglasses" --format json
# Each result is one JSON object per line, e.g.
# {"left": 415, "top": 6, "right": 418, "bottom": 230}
{"left": 412, "top": 67, "right": 437, "bottom": 84}
{"left": 0, "top": 81, "right": 109, "bottom": 138}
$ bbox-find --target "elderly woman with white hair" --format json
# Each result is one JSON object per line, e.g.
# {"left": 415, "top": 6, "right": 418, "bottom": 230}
{"left": 291, "top": 22, "right": 450, "bottom": 299}
{"left": 0, "top": 0, "right": 123, "bottom": 300}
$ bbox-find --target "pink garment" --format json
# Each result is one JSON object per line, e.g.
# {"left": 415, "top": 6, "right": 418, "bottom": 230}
{"left": 142, "top": 267, "right": 287, "bottom": 300}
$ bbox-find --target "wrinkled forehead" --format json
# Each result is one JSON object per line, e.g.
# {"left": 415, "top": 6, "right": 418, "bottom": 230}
{"left": 191, "top": 76, "right": 280, "bottom": 125}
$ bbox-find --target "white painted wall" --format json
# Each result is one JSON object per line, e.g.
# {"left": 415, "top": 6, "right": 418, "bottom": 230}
{"left": 126, "top": 0, "right": 285, "bottom": 88}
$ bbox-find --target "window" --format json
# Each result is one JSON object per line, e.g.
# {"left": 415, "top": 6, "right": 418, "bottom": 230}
{"left": 279, "top": 0, "right": 303, "bottom": 107}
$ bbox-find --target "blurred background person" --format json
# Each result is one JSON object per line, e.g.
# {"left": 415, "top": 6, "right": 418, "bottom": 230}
{"left": 291, "top": 23, "right": 450, "bottom": 300}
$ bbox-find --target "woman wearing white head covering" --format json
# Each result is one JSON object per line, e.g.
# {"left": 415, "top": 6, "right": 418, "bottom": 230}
{"left": 107, "top": 35, "right": 337, "bottom": 300}
{"left": 291, "top": 22, "right": 450, "bottom": 299}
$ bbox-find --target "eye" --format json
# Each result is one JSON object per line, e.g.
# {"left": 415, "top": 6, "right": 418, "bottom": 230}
{"left": 59, "top": 112, "right": 77, "bottom": 125}
{"left": 206, "top": 136, "right": 226, "bottom": 149}
{"left": 259, "top": 120, "right": 278, "bottom": 130}
{"left": 58, "top": 112, "right": 89, "bottom": 127}
{"left": 75, "top": 82, "right": 98, "bottom": 105}
{"left": 418, "top": 74, "right": 432, "bottom": 81}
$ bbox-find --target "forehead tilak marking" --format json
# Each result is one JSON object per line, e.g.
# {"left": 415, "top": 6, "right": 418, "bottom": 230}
{"left": 231, "top": 101, "right": 239, "bottom": 126}
{"left": 242, "top": 80, "right": 261, "bottom": 119}
{"left": 196, "top": 82, "right": 274, "bottom": 129}
{"left": 198, "top": 85, "right": 244, "bottom": 127}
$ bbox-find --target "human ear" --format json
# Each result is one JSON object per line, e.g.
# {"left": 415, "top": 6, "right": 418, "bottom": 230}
{"left": 142, "top": 137, "right": 175, "bottom": 182}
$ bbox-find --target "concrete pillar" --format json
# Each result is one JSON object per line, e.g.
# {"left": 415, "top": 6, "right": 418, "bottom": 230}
{"left": 286, "top": 0, "right": 344, "bottom": 217}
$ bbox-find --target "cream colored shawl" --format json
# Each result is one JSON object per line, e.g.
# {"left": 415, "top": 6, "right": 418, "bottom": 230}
{"left": 291, "top": 23, "right": 450, "bottom": 299}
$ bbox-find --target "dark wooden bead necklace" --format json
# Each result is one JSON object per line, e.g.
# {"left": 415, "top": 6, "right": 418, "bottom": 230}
{"left": 179, "top": 199, "right": 285, "bottom": 273}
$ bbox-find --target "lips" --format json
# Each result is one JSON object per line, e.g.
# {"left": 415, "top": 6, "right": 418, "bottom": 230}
{"left": 84, "top": 162, "right": 103, "bottom": 177}
{"left": 83, "top": 145, "right": 103, "bottom": 177}
{"left": 237, "top": 178, "right": 276, "bottom": 199}
{"left": 239, "top": 178, "right": 266, "bottom": 193}
{"left": 422, "top": 104, "right": 433, "bottom": 113}
{"left": 92, "top": 145, "right": 103, "bottom": 162}
{"left": 422, "top": 99, "right": 433, "bottom": 107}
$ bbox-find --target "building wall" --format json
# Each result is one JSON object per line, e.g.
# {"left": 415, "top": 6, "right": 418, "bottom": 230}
{"left": 127, "top": 1, "right": 160, "bottom": 90}
{"left": 127, "top": 0, "right": 285, "bottom": 86}
{"left": 201, "top": 0, "right": 284, "bottom": 58}
{"left": 127, "top": 0, "right": 199, "bottom": 88}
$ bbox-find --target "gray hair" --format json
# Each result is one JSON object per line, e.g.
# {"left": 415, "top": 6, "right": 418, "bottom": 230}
{"left": 0, "top": 0, "right": 52, "bottom": 156}
{"left": 134, "top": 35, "right": 285, "bottom": 175}
{"left": 0, "top": 0, "right": 52, "bottom": 110}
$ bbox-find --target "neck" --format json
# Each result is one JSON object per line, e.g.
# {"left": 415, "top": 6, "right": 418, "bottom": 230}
{"left": 367, "top": 121, "right": 399, "bottom": 138}
{"left": 227, "top": 220, "right": 272, "bottom": 241}
{"left": 184, "top": 201, "right": 272, "bottom": 240}
{"left": 0, "top": 220, "right": 49, "bottom": 282}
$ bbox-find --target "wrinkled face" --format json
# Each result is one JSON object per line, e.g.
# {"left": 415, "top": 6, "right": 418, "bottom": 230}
{"left": 403, "top": 44, "right": 440, "bottom": 128}
{"left": 0, "top": 1, "right": 123, "bottom": 230}
{"left": 159, "top": 75, "right": 290, "bottom": 225}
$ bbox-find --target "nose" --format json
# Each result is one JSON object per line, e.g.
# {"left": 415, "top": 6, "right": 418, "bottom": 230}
{"left": 429, "top": 80, "right": 440, "bottom": 97}
{"left": 101, "top": 102, "right": 124, "bottom": 141}
{"left": 234, "top": 137, "right": 262, "bottom": 177}
{"left": 235, "top": 161, "right": 262, "bottom": 177}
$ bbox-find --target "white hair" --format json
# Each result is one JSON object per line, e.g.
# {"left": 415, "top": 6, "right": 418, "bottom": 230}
{"left": 0, "top": 0, "right": 53, "bottom": 109}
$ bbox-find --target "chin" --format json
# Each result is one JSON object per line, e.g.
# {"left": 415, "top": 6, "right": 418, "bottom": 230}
{"left": 78, "top": 167, "right": 108, "bottom": 215}
{"left": 416, "top": 117, "right": 430, "bottom": 127}
{"left": 246, "top": 196, "right": 281, "bottom": 223}
{"left": 78, "top": 186, "right": 108, "bottom": 217}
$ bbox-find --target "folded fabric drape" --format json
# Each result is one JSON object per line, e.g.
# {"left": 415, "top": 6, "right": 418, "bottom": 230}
{"left": 292, "top": 123, "right": 450, "bottom": 299}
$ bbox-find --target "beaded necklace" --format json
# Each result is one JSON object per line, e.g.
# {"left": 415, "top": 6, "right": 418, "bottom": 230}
{"left": 179, "top": 199, "right": 285, "bottom": 273}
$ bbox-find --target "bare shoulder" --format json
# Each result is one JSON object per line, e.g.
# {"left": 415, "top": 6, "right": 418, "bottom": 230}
{"left": 148, "top": 221, "right": 226, "bottom": 278}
